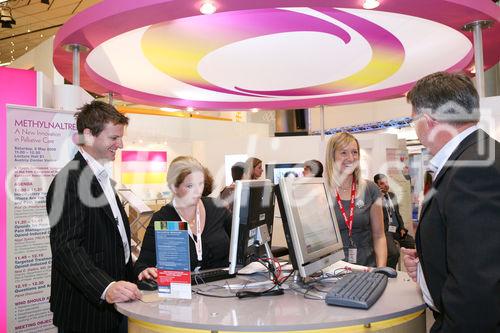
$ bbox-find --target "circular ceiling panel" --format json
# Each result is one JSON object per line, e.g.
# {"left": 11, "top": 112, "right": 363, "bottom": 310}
{"left": 54, "top": 0, "right": 499, "bottom": 110}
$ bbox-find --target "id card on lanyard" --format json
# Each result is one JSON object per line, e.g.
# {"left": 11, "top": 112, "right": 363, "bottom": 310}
{"left": 173, "top": 199, "right": 203, "bottom": 270}
{"left": 384, "top": 195, "right": 397, "bottom": 233}
{"left": 336, "top": 181, "right": 357, "bottom": 263}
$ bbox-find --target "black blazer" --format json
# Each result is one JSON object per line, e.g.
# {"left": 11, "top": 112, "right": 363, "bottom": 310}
{"left": 381, "top": 192, "right": 405, "bottom": 232}
{"left": 416, "top": 129, "right": 500, "bottom": 332}
{"left": 46, "top": 152, "right": 134, "bottom": 332}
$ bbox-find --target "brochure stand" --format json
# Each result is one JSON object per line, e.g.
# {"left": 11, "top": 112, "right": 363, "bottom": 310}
{"left": 118, "top": 188, "right": 154, "bottom": 260}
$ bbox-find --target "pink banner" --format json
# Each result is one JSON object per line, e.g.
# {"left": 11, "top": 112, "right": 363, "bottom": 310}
{"left": 0, "top": 67, "right": 37, "bottom": 333}
{"left": 121, "top": 150, "right": 167, "bottom": 162}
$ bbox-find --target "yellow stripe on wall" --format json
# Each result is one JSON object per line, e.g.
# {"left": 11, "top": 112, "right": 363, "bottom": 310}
{"left": 121, "top": 172, "right": 166, "bottom": 184}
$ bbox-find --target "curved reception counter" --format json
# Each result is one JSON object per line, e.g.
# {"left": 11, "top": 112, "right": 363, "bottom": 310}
{"left": 116, "top": 272, "right": 426, "bottom": 333}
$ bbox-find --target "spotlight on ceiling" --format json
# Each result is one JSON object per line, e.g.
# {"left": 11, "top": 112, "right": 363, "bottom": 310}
{"left": 363, "top": 0, "right": 380, "bottom": 9}
{"left": 200, "top": 1, "right": 216, "bottom": 15}
{"left": 1, "top": 6, "right": 15, "bottom": 28}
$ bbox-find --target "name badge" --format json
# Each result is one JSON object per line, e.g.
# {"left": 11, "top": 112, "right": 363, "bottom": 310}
{"left": 388, "top": 225, "right": 397, "bottom": 233}
{"left": 348, "top": 247, "right": 357, "bottom": 263}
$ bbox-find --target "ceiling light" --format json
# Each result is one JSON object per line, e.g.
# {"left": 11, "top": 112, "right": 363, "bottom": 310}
{"left": 363, "top": 0, "right": 380, "bottom": 9}
{"left": 251, "top": 108, "right": 259, "bottom": 113}
{"left": 200, "top": 1, "right": 216, "bottom": 15}
{"left": 186, "top": 107, "right": 194, "bottom": 112}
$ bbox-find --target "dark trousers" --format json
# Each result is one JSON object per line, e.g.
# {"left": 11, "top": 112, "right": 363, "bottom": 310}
{"left": 386, "top": 232, "right": 400, "bottom": 269}
{"left": 394, "top": 232, "right": 416, "bottom": 249}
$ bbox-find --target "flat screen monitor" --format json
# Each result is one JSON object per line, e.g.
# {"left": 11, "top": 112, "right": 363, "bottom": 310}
{"left": 276, "top": 177, "right": 344, "bottom": 278}
{"left": 265, "top": 163, "right": 304, "bottom": 185}
{"left": 228, "top": 180, "right": 275, "bottom": 274}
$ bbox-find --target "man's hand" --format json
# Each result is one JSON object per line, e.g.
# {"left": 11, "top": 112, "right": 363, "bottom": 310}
{"left": 105, "top": 281, "right": 142, "bottom": 303}
{"left": 138, "top": 267, "right": 158, "bottom": 281}
{"left": 401, "top": 247, "right": 419, "bottom": 282}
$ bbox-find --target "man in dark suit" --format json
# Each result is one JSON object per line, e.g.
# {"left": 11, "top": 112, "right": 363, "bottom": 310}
{"left": 402, "top": 72, "right": 500, "bottom": 332}
{"left": 46, "top": 101, "right": 141, "bottom": 333}
{"left": 373, "top": 173, "right": 415, "bottom": 268}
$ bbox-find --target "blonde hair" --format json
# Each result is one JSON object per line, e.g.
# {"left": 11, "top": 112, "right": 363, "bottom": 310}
{"left": 325, "top": 132, "right": 361, "bottom": 191}
{"left": 167, "top": 156, "right": 204, "bottom": 192}
{"left": 244, "top": 157, "right": 262, "bottom": 180}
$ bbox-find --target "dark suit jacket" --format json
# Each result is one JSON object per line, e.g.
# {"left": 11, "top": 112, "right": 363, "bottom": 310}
{"left": 46, "top": 152, "right": 134, "bottom": 332}
{"left": 382, "top": 192, "right": 405, "bottom": 232}
{"left": 416, "top": 129, "right": 500, "bottom": 333}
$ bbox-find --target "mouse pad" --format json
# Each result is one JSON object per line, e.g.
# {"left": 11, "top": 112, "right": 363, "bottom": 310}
{"left": 140, "top": 292, "right": 165, "bottom": 303}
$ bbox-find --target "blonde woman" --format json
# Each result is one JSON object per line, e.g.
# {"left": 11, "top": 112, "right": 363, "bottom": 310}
{"left": 244, "top": 157, "right": 263, "bottom": 180}
{"left": 134, "top": 156, "right": 232, "bottom": 281}
{"left": 325, "top": 133, "right": 387, "bottom": 267}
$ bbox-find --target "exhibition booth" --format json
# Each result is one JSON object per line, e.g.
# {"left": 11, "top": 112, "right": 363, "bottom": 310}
{"left": 1, "top": 0, "right": 499, "bottom": 332}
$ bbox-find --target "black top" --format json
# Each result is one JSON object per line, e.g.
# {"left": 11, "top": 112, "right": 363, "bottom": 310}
{"left": 134, "top": 197, "right": 232, "bottom": 278}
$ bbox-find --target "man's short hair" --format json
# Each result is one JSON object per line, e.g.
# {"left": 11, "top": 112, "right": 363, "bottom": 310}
{"left": 373, "top": 173, "right": 387, "bottom": 184}
{"left": 231, "top": 162, "right": 245, "bottom": 182}
{"left": 304, "top": 159, "right": 323, "bottom": 177}
{"left": 406, "top": 71, "right": 479, "bottom": 123}
{"left": 75, "top": 100, "right": 129, "bottom": 136}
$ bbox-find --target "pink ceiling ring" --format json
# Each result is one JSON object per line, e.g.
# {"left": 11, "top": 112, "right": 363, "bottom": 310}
{"left": 53, "top": 0, "right": 499, "bottom": 110}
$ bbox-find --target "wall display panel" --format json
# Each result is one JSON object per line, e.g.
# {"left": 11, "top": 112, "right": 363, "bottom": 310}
{"left": 6, "top": 105, "right": 77, "bottom": 333}
{"left": 121, "top": 150, "right": 167, "bottom": 185}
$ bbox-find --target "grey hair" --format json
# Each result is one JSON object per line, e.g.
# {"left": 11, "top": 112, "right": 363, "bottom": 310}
{"left": 407, "top": 72, "right": 480, "bottom": 123}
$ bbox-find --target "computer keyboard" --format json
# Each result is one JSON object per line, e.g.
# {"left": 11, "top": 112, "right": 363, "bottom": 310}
{"left": 325, "top": 272, "right": 388, "bottom": 309}
{"left": 191, "top": 268, "right": 236, "bottom": 285}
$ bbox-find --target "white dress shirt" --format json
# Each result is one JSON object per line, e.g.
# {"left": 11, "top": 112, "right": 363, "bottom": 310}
{"left": 79, "top": 148, "right": 130, "bottom": 263}
{"left": 79, "top": 148, "right": 130, "bottom": 300}
{"left": 417, "top": 125, "right": 478, "bottom": 311}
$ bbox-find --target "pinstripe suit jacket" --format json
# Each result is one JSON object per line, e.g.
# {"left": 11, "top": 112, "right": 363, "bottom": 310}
{"left": 46, "top": 152, "right": 133, "bottom": 332}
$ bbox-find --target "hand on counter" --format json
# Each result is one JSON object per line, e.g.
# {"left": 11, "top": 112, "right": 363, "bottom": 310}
{"left": 106, "top": 281, "right": 142, "bottom": 303}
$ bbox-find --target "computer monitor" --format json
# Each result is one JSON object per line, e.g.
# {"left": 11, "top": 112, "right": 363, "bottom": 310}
{"left": 228, "top": 180, "right": 275, "bottom": 274}
{"left": 265, "top": 163, "right": 304, "bottom": 185}
{"left": 276, "top": 177, "right": 344, "bottom": 278}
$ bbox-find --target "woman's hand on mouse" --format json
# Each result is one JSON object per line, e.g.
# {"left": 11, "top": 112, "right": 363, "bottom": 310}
{"left": 138, "top": 267, "right": 158, "bottom": 281}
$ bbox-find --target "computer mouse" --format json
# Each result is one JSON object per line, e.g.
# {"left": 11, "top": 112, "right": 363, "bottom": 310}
{"left": 371, "top": 266, "right": 398, "bottom": 278}
{"left": 137, "top": 279, "right": 158, "bottom": 291}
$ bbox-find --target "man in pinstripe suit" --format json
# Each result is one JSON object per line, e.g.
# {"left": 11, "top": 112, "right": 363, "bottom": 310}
{"left": 46, "top": 101, "right": 141, "bottom": 333}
